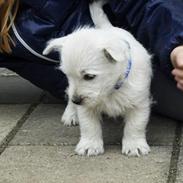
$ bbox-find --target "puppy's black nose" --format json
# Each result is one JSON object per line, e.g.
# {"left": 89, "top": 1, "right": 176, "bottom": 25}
{"left": 72, "top": 96, "right": 83, "bottom": 105}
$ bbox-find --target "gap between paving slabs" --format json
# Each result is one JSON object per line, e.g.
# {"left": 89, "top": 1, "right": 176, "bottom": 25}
{"left": 0, "top": 93, "right": 45, "bottom": 155}
{"left": 167, "top": 121, "right": 182, "bottom": 183}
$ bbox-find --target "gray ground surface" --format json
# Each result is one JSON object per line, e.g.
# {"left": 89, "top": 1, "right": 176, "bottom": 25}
{"left": 0, "top": 70, "right": 182, "bottom": 183}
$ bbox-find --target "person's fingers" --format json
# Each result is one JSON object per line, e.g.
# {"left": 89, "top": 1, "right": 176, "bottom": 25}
{"left": 171, "top": 46, "right": 183, "bottom": 69}
{"left": 172, "top": 69, "right": 183, "bottom": 79}
{"left": 170, "top": 46, "right": 183, "bottom": 92}
{"left": 174, "top": 52, "right": 183, "bottom": 69}
{"left": 174, "top": 76, "right": 183, "bottom": 92}
{"left": 177, "top": 83, "right": 183, "bottom": 91}
{"left": 174, "top": 76, "right": 183, "bottom": 84}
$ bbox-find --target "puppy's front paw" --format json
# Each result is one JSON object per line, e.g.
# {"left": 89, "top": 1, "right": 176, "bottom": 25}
{"left": 61, "top": 109, "right": 79, "bottom": 127}
{"left": 75, "top": 139, "right": 104, "bottom": 156}
{"left": 122, "top": 138, "right": 150, "bottom": 157}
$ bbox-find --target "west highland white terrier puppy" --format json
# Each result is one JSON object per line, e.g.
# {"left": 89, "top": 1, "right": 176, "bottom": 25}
{"left": 43, "top": 0, "right": 152, "bottom": 157}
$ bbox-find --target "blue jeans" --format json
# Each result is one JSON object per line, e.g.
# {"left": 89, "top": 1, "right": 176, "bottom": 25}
{"left": 151, "top": 63, "right": 183, "bottom": 121}
{"left": 0, "top": 56, "right": 68, "bottom": 100}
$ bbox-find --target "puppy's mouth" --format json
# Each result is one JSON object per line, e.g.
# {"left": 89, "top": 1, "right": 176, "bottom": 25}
{"left": 72, "top": 96, "right": 99, "bottom": 107}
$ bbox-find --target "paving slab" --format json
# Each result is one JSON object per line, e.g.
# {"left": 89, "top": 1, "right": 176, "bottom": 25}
{"left": 10, "top": 104, "right": 79, "bottom": 146}
{"left": 176, "top": 147, "right": 183, "bottom": 183}
{"left": 0, "top": 146, "right": 171, "bottom": 183}
{"left": 181, "top": 128, "right": 183, "bottom": 147}
{"left": 0, "top": 68, "right": 17, "bottom": 76}
{"left": 0, "top": 105, "right": 29, "bottom": 146}
{"left": 0, "top": 76, "right": 42, "bottom": 104}
{"left": 10, "top": 104, "right": 176, "bottom": 146}
{"left": 147, "top": 114, "right": 176, "bottom": 146}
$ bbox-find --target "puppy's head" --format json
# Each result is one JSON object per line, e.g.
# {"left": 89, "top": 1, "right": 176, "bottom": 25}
{"left": 43, "top": 29, "right": 131, "bottom": 107}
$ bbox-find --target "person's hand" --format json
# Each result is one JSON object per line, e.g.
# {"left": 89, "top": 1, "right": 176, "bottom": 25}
{"left": 170, "top": 46, "right": 183, "bottom": 91}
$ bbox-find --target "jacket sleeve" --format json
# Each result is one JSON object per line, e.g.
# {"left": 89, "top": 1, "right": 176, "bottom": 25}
{"left": 108, "top": 0, "right": 183, "bottom": 75}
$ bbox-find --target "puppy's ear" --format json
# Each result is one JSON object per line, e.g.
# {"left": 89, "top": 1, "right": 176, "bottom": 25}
{"left": 103, "top": 48, "right": 119, "bottom": 63}
{"left": 43, "top": 37, "right": 66, "bottom": 55}
{"left": 103, "top": 40, "right": 130, "bottom": 63}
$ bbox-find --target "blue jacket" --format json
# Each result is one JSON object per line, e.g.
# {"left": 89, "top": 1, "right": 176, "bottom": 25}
{"left": 1, "top": 0, "right": 183, "bottom": 98}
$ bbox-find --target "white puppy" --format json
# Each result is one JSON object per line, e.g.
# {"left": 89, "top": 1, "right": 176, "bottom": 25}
{"left": 43, "top": 1, "right": 152, "bottom": 157}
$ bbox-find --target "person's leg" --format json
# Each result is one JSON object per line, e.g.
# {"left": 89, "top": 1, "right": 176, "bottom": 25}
{"left": 151, "top": 63, "right": 183, "bottom": 121}
{"left": 0, "top": 58, "right": 68, "bottom": 100}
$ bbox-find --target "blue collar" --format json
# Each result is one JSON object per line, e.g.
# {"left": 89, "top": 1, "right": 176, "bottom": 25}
{"left": 114, "top": 59, "right": 132, "bottom": 90}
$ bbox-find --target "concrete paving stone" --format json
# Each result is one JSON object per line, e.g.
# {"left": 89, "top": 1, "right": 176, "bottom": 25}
{"left": 147, "top": 114, "right": 176, "bottom": 146}
{"left": 181, "top": 128, "right": 183, "bottom": 147}
{"left": 0, "top": 146, "right": 171, "bottom": 183}
{"left": 176, "top": 147, "right": 183, "bottom": 183}
{"left": 0, "top": 68, "right": 17, "bottom": 76}
{"left": 10, "top": 104, "right": 79, "bottom": 146}
{"left": 0, "top": 105, "right": 29, "bottom": 146}
{"left": 0, "top": 68, "right": 7, "bottom": 75}
{"left": 0, "top": 76, "right": 42, "bottom": 104}
{"left": 10, "top": 104, "right": 176, "bottom": 146}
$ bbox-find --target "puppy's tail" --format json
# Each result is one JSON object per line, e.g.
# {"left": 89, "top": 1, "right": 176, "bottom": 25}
{"left": 89, "top": 0, "right": 112, "bottom": 29}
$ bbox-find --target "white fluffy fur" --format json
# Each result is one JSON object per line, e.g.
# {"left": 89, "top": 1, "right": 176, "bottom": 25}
{"left": 43, "top": 1, "right": 152, "bottom": 157}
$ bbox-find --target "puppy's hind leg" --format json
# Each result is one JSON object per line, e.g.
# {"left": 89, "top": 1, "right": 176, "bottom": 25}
{"left": 75, "top": 108, "right": 104, "bottom": 156}
{"left": 61, "top": 100, "right": 79, "bottom": 126}
{"left": 122, "top": 103, "right": 151, "bottom": 157}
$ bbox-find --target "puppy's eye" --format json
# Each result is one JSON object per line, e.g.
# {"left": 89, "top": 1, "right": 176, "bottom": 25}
{"left": 83, "top": 74, "right": 96, "bottom": 81}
